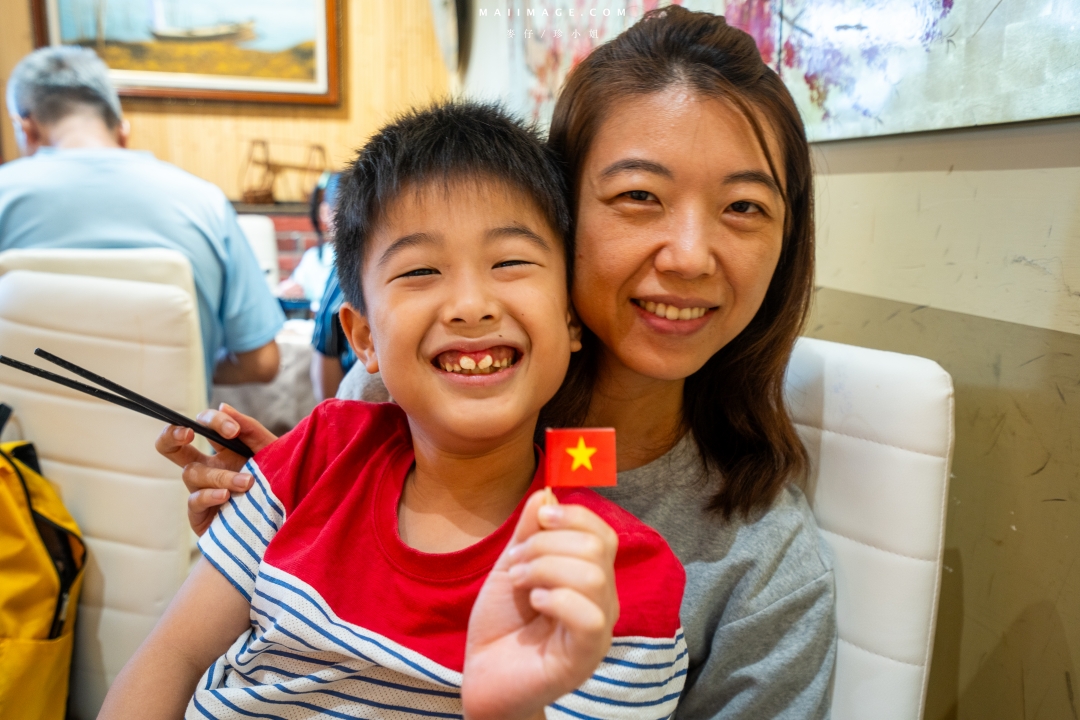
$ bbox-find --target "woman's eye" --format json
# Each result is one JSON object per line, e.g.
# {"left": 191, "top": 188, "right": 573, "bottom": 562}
{"left": 398, "top": 268, "right": 438, "bottom": 278}
{"left": 729, "top": 200, "right": 762, "bottom": 214}
{"left": 624, "top": 190, "right": 655, "bottom": 202}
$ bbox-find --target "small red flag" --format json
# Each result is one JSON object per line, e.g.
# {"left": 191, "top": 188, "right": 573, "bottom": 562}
{"left": 545, "top": 428, "right": 617, "bottom": 488}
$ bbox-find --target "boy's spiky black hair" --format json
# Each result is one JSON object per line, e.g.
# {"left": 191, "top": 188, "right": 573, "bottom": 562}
{"left": 334, "top": 101, "right": 572, "bottom": 312}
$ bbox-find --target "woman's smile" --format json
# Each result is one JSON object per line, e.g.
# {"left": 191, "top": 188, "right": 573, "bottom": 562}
{"left": 630, "top": 298, "right": 717, "bottom": 334}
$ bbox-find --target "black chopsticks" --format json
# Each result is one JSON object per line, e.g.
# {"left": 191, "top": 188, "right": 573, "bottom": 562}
{"left": 0, "top": 348, "right": 254, "bottom": 458}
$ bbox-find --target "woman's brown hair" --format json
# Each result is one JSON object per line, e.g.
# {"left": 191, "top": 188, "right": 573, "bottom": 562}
{"left": 543, "top": 6, "right": 814, "bottom": 519}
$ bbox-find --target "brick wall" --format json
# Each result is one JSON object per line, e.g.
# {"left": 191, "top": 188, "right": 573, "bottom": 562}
{"left": 268, "top": 215, "right": 321, "bottom": 278}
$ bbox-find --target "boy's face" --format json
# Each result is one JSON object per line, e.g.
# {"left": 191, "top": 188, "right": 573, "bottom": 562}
{"left": 344, "top": 179, "right": 580, "bottom": 450}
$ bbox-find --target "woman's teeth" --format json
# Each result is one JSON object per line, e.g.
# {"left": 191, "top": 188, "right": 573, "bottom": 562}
{"left": 638, "top": 300, "right": 709, "bottom": 320}
{"left": 441, "top": 355, "right": 513, "bottom": 374}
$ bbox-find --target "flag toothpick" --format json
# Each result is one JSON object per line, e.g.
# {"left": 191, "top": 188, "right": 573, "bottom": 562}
{"left": 545, "top": 428, "right": 617, "bottom": 489}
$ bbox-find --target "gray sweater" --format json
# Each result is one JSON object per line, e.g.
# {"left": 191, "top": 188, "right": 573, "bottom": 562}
{"left": 338, "top": 368, "right": 836, "bottom": 717}
{"left": 595, "top": 435, "right": 837, "bottom": 720}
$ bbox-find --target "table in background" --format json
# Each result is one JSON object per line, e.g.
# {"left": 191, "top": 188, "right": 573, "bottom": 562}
{"left": 211, "top": 319, "right": 318, "bottom": 435}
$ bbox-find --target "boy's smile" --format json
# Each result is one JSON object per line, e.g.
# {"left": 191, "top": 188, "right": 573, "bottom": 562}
{"left": 435, "top": 345, "right": 518, "bottom": 375}
{"left": 344, "top": 178, "right": 580, "bottom": 452}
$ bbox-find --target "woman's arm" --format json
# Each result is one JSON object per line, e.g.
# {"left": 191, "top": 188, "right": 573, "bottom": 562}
{"left": 679, "top": 570, "right": 836, "bottom": 720}
{"left": 97, "top": 559, "right": 251, "bottom": 719}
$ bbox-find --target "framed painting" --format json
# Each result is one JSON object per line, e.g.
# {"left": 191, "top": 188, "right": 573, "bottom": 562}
{"left": 31, "top": 0, "right": 341, "bottom": 105}
{"left": 697, "top": 0, "right": 1080, "bottom": 141}
{"left": 475, "top": 0, "right": 1080, "bottom": 139}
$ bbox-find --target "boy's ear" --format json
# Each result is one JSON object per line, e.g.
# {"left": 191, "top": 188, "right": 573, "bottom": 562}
{"left": 567, "top": 306, "right": 583, "bottom": 353}
{"left": 340, "top": 303, "right": 379, "bottom": 373}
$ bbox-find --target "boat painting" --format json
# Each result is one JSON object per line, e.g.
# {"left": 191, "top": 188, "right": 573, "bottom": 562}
{"left": 35, "top": 0, "right": 339, "bottom": 103}
{"left": 149, "top": 21, "right": 257, "bottom": 43}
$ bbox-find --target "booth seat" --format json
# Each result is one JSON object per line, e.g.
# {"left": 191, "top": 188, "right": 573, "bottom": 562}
{"left": 0, "top": 251, "right": 205, "bottom": 719}
{"left": 786, "top": 337, "right": 954, "bottom": 720}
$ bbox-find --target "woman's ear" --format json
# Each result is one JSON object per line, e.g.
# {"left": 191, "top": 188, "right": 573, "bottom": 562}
{"left": 340, "top": 303, "right": 379, "bottom": 373}
{"left": 567, "top": 306, "right": 583, "bottom": 353}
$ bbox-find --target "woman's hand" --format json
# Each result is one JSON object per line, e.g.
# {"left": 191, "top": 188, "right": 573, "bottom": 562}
{"left": 155, "top": 404, "right": 278, "bottom": 536}
{"left": 462, "top": 490, "right": 620, "bottom": 720}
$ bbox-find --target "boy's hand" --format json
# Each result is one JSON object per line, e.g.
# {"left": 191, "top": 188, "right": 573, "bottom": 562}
{"left": 462, "top": 490, "right": 619, "bottom": 720}
{"left": 154, "top": 403, "right": 278, "bottom": 536}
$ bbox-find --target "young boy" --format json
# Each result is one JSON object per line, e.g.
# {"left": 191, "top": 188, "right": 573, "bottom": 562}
{"left": 100, "top": 103, "right": 687, "bottom": 720}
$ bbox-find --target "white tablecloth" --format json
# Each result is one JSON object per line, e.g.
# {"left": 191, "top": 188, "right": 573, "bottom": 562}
{"left": 210, "top": 319, "right": 318, "bottom": 435}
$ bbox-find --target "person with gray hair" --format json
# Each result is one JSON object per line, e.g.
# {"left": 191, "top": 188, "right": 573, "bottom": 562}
{"left": 6, "top": 45, "right": 127, "bottom": 154}
{"left": 1, "top": 46, "right": 285, "bottom": 387}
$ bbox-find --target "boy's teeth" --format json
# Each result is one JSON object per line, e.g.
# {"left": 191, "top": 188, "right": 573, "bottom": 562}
{"left": 637, "top": 300, "right": 710, "bottom": 320}
{"left": 436, "top": 348, "right": 517, "bottom": 375}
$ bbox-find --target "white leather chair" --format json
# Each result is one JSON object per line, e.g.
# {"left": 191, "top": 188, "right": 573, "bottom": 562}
{"left": 0, "top": 258, "right": 205, "bottom": 719}
{"left": 785, "top": 337, "right": 954, "bottom": 720}
{"left": 236, "top": 214, "right": 280, "bottom": 290}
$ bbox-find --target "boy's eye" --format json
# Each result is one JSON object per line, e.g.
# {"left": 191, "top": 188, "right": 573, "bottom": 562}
{"left": 729, "top": 200, "right": 762, "bottom": 214}
{"left": 397, "top": 268, "right": 439, "bottom": 279}
{"left": 493, "top": 259, "right": 532, "bottom": 269}
{"left": 623, "top": 190, "right": 656, "bottom": 202}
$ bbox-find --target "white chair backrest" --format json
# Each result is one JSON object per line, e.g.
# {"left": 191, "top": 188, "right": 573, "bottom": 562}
{"left": 785, "top": 337, "right": 954, "bottom": 720}
{"left": 0, "top": 267, "right": 204, "bottom": 719}
{"left": 0, "top": 248, "right": 206, "bottom": 417}
{"left": 0, "top": 247, "right": 197, "bottom": 300}
{"left": 236, "top": 214, "right": 279, "bottom": 290}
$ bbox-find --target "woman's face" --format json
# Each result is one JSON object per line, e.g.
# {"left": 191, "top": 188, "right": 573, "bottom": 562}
{"left": 572, "top": 86, "right": 786, "bottom": 382}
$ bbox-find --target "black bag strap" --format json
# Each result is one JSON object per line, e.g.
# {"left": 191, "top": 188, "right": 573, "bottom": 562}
{"left": 0, "top": 403, "right": 11, "bottom": 437}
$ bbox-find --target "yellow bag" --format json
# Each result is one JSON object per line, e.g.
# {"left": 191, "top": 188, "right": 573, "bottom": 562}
{"left": 0, "top": 404, "right": 85, "bottom": 720}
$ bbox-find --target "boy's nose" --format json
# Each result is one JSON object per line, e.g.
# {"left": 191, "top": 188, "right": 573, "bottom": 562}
{"left": 444, "top": 278, "right": 501, "bottom": 326}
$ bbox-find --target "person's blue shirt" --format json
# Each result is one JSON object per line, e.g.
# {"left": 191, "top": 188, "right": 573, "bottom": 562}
{"left": 311, "top": 270, "right": 357, "bottom": 374}
{"left": 0, "top": 147, "right": 285, "bottom": 385}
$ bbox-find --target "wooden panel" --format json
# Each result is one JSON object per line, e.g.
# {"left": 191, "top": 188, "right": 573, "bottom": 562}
{"left": 0, "top": 0, "right": 449, "bottom": 198}
{"left": 0, "top": 0, "right": 36, "bottom": 162}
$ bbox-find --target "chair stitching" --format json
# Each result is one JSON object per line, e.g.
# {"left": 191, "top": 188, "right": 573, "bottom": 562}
{"left": 0, "top": 315, "right": 189, "bottom": 349}
{"left": 795, "top": 422, "right": 946, "bottom": 460}
{"left": 839, "top": 637, "right": 923, "bottom": 668}
{"left": 819, "top": 527, "right": 935, "bottom": 563}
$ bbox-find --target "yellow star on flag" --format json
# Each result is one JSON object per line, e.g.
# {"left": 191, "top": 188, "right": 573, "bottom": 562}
{"left": 565, "top": 436, "right": 598, "bottom": 471}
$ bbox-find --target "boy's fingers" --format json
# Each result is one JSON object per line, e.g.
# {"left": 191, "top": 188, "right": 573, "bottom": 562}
{"left": 156, "top": 425, "right": 208, "bottom": 468}
{"left": 181, "top": 462, "right": 253, "bottom": 494}
{"left": 536, "top": 504, "right": 618, "bottom": 555}
{"left": 196, "top": 409, "right": 242, "bottom": 439}
{"left": 217, "top": 403, "right": 278, "bottom": 452}
{"left": 506, "top": 530, "right": 609, "bottom": 566}
{"left": 188, "top": 488, "right": 229, "bottom": 536}
{"left": 509, "top": 556, "right": 613, "bottom": 607}
{"left": 496, "top": 490, "right": 548, "bottom": 569}
{"left": 529, "top": 587, "right": 610, "bottom": 642}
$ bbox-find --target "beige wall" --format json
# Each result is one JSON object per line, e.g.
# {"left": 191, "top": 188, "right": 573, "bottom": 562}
{"left": 0, "top": 0, "right": 449, "bottom": 198}
{"left": 808, "top": 116, "right": 1080, "bottom": 720}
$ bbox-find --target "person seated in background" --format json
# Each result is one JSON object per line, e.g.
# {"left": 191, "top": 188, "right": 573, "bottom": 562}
{"left": 274, "top": 170, "right": 359, "bottom": 401}
{"left": 276, "top": 171, "right": 338, "bottom": 313}
{"left": 0, "top": 46, "right": 284, "bottom": 386}
{"left": 309, "top": 269, "right": 361, "bottom": 401}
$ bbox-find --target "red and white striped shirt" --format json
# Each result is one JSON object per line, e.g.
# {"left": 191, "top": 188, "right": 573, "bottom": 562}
{"left": 194, "top": 400, "right": 688, "bottom": 719}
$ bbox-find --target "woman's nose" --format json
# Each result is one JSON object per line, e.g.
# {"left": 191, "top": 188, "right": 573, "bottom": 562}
{"left": 653, "top": 210, "right": 717, "bottom": 280}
